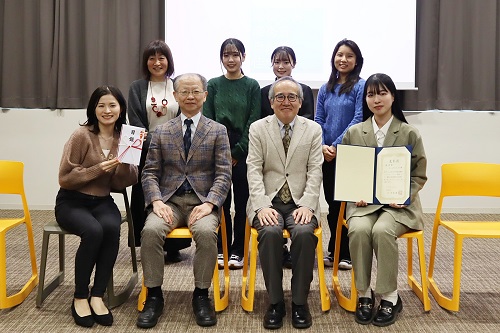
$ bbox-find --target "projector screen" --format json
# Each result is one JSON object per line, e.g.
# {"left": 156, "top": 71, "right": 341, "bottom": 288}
{"left": 165, "top": 0, "right": 416, "bottom": 90}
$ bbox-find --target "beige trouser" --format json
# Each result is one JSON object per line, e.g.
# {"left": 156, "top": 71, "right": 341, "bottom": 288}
{"left": 347, "top": 210, "right": 409, "bottom": 294}
{"left": 141, "top": 193, "right": 219, "bottom": 289}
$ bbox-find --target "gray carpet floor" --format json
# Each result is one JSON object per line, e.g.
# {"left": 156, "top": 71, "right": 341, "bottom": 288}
{"left": 1, "top": 210, "right": 500, "bottom": 332}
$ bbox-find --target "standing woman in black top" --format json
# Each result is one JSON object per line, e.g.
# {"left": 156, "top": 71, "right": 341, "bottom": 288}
{"left": 127, "top": 40, "right": 191, "bottom": 261}
{"left": 260, "top": 46, "right": 315, "bottom": 268}
{"left": 261, "top": 46, "right": 314, "bottom": 120}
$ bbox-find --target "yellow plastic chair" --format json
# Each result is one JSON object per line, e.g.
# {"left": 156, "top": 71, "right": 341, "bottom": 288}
{"left": 241, "top": 220, "right": 331, "bottom": 312}
{"left": 332, "top": 202, "right": 431, "bottom": 312}
{"left": 428, "top": 162, "right": 500, "bottom": 311}
{"left": 138, "top": 210, "right": 229, "bottom": 312}
{"left": 36, "top": 189, "right": 138, "bottom": 308}
{"left": 0, "top": 160, "right": 38, "bottom": 309}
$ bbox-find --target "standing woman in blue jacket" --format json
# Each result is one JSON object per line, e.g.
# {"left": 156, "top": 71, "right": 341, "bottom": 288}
{"left": 203, "top": 38, "right": 261, "bottom": 269}
{"left": 315, "top": 39, "right": 365, "bottom": 270}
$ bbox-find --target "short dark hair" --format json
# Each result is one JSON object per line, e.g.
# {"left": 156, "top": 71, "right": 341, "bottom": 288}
{"left": 327, "top": 39, "right": 364, "bottom": 95}
{"left": 362, "top": 73, "right": 407, "bottom": 123}
{"left": 83, "top": 86, "right": 127, "bottom": 133}
{"left": 141, "top": 40, "right": 175, "bottom": 80}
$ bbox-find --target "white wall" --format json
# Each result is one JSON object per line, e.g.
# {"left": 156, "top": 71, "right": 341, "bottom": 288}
{"left": 1, "top": 108, "right": 500, "bottom": 213}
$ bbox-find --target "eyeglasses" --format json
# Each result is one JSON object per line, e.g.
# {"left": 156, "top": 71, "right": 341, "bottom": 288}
{"left": 273, "top": 93, "right": 299, "bottom": 103}
{"left": 177, "top": 90, "right": 205, "bottom": 97}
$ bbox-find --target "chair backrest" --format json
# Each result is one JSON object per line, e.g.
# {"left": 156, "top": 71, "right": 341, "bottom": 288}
{"left": 0, "top": 160, "right": 25, "bottom": 195}
{"left": 0, "top": 160, "right": 31, "bottom": 223}
{"left": 440, "top": 163, "right": 500, "bottom": 198}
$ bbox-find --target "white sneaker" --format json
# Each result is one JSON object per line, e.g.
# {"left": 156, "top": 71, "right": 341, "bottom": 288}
{"left": 338, "top": 259, "right": 352, "bottom": 270}
{"left": 228, "top": 254, "right": 244, "bottom": 270}
{"left": 217, "top": 253, "right": 224, "bottom": 269}
{"left": 323, "top": 255, "right": 334, "bottom": 267}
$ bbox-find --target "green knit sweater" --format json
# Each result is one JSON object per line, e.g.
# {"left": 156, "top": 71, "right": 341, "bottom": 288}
{"left": 203, "top": 75, "right": 261, "bottom": 161}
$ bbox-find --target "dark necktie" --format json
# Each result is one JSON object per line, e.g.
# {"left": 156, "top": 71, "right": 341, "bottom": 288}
{"left": 184, "top": 118, "right": 193, "bottom": 158}
{"left": 278, "top": 124, "right": 292, "bottom": 204}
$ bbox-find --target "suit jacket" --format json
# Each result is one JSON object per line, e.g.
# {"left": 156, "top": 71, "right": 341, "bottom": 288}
{"left": 246, "top": 115, "right": 324, "bottom": 222}
{"left": 342, "top": 117, "right": 427, "bottom": 230}
{"left": 142, "top": 114, "right": 232, "bottom": 209}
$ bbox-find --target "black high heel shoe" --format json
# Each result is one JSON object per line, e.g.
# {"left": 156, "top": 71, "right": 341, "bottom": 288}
{"left": 89, "top": 298, "right": 113, "bottom": 326}
{"left": 71, "top": 301, "right": 94, "bottom": 328}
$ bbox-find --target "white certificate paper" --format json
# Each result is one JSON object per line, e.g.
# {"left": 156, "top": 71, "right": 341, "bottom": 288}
{"left": 117, "top": 124, "right": 146, "bottom": 165}
{"left": 375, "top": 147, "right": 411, "bottom": 204}
{"left": 334, "top": 144, "right": 412, "bottom": 205}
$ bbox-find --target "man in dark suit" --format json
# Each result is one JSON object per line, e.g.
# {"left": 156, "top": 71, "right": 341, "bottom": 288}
{"left": 137, "top": 73, "right": 231, "bottom": 329}
{"left": 246, "top": 76, "right": 324, "bottom": 329}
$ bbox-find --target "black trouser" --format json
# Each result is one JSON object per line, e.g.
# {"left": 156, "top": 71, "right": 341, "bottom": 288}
{"left": 322, "top": 159, "right": 350, "bottom": 260}
{"left": 131, "top": 146, "right": 191, "bottom": 250}
{"left": 252, "top": 197, "right": 318, "bottom": 305}
{"left": 219, "top": 159, "right": 249, "bottom": 258}
{"left": 55, "top": 189, "right": 121, "bottom": 299}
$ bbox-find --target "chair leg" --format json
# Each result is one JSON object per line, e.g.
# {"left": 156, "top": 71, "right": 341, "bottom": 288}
{"left": 0, "top": 233, "right": 7, "bottom": 306}
{"left": 36, "top": 233, "right": 65, "bottom": 307}
{"left": 449, "top": 236, "right": 464, "bottom": 311}
{"left": 241, "top": 226, "right": 258, "bottom": 312}
{"left": 332, "top": 219, "right": 357, "bottom": 312}
{"left": 137, "top": 279, "right": 147, "bottom": 311}
{"left": 315, "top": 228, "right": 331, "bottom": 312}
{"left": 0, "top": 226, "right": 39, "bottom": 309}
{"left": 106, "top": 209, "right": 138, "bottom": 309}
{"left": 241, "top": 222, "right": 251, "bottom": 310}
{"left": 406, "top": 234, "right": 431, "bottom": 312}
{"left": 213, "top": 211, "right": 229, "bottom": 312}
{"left": 428, "top": 232, "right": 463, "bottom": 311}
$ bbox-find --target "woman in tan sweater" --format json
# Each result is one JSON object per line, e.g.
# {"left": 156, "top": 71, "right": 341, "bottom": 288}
{"left": 55, "top": 86, "right": 138, "bottom": 328}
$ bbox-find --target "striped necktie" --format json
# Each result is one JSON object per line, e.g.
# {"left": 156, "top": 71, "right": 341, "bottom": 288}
{"left": 184, "top": 118, "right": 193, "bottom": 158}
{"left": 278, "top": 124, "right": 292, "bottom": 204}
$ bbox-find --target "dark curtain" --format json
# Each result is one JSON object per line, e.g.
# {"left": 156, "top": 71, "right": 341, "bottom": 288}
{"left": 402, "top": 0, "right": 500, "bottom": 110}
{"left": 0, "top": 0, "right": 498, "bottom": 110}
{"left": 0, "top": 0, "right": 164, "bottom": 109}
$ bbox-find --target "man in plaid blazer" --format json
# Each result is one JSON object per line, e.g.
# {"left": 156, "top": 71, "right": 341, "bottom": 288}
{"left": 137, "top": 73, "right": 231, "bottom": 329}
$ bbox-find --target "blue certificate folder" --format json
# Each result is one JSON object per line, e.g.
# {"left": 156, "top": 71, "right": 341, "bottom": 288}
{"left": 333, "top": 144, "right": 412, "bottom": 205}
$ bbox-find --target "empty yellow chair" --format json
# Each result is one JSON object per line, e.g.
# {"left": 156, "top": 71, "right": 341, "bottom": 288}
{"left": 138, "top": 211, "right": 229, "bottom": 312}
{"left": 428, "top": 162, "right": 500, "bottom": 311}
{"left": 332, "top": 202, "right": 430, "bottom": 312}
{"left": 0, "top": 160, "right": 38, "bottom": 309}
{"left": 240, "top": 221, "right": 331, "bottom": 312}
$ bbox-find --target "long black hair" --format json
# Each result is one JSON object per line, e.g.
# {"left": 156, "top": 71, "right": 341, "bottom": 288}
{"left": 362, "top": 73, "right": 407, "bottom": 123}
{"left": 82, "top": 86, "right": 127, "bottom": 133}
{"left": 326, "top": 39, "right": 363, "bottom": 95}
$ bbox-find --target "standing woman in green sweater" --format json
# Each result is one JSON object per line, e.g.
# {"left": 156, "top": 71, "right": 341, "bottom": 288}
{"left": 204, "top": 38, "right": 261, "bottom": 269}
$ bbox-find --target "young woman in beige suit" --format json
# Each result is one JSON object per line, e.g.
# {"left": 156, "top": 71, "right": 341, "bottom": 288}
{"left": 341, "top": 73, "right": 427, "bottom": 327}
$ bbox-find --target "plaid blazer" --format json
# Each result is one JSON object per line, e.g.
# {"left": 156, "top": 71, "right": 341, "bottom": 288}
{"left": 142, "top": 114, "right": 231, "bottom": 209}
